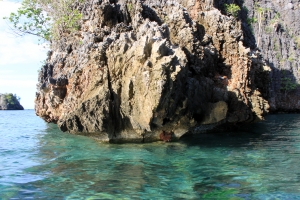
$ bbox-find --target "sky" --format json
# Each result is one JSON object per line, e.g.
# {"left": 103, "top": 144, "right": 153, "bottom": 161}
{"left": 0, "top": 0, "right": 47, "bottom": 109}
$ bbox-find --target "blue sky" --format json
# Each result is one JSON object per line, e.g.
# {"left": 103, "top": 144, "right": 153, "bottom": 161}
{"left": 0, "top": 0, "right": 47, "bottom": 109}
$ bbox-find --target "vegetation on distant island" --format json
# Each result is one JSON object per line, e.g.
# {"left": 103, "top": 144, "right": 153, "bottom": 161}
{"left": 224, "top": 3, "right": 240, "bottom": 18}
{"left": 0, "top": 93, "right": 21, "bottom": 105}
{"left": 4, "top": 0, "right": 83, "bottom": 41}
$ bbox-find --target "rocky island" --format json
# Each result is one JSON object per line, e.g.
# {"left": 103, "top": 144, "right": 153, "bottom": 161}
{"left": 33, "top": 0, "right": 299, "bottom": 142}
{"left": 0, "top": 93, "right": 24, "bottom": 110}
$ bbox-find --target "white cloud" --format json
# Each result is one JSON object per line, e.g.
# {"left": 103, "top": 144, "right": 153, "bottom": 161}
{"left": 0, "top": 79, "right": 37, "bottom": 87}
{"left": 0, "top": 69, "right": 14, "bottom": 74}
{"left": 0, "top": 1, "right": 20, "bottom": 19}
{"left": 0, "top": 33, "right": 47, "bottom": 65}
{"left": 0, "top": 1, "right": 47, "bottom": 66}
{"left": 0, "top": 1, "right": 20, "bottom": 32}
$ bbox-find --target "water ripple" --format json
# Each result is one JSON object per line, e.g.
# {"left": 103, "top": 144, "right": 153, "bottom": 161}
{"left": 1, "top": 111, "right": 300, "bottom": 199}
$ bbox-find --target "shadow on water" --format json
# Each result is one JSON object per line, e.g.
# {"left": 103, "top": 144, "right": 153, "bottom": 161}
{"left": 179, "top": 113, "right": 300, "bottom": 148}
{"left": 179, "top": 129, "right": 263, "bottom": 148}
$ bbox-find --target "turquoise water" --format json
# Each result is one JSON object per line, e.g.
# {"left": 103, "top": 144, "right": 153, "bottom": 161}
{"left": 1, "top": 110, "right": 300, "bottom": 199}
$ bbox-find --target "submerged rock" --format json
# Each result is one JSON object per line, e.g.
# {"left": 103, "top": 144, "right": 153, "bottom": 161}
{"left": 160, "top": 131, "right": 174, "bottom": 142}
{"left": 35, "top": 0, "right": 270, "bottom": 142}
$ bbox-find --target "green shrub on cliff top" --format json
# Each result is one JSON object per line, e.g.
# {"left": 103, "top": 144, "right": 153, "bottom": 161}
{"left": 224, "top": 3, "right": 240, "bottom": 18}
{"left": 4, "top": 0, "right": 83, "bottom": 41}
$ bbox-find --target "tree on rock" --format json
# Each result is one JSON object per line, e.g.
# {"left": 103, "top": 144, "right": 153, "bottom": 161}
{"left": 4, "top": 0, "right": 83, "bottom": 41}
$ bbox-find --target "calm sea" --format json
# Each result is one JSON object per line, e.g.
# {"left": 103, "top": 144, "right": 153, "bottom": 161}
{"left": 1, "top": 110, "right": 300, "bottom": 199}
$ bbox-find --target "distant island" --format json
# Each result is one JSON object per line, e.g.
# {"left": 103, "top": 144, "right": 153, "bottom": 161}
{"left": 0, "top": 93, "right": 24, "bottom": 110}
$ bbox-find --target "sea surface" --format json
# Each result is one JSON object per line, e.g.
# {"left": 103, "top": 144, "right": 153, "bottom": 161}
{"left": 1, "top": 110, "right": 300, "bottom": 199}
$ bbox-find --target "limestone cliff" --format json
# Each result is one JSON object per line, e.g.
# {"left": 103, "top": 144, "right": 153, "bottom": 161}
{"left": 35, "top": 0, "right": 270, "bottom": 142}
{"left": 215, "top": 0, "right": 300, "bottom": 112}
{"left": 246, "top": 0, "right": 300, "bottom": 112}
{"left": 0, "top": 93, "right": 24, "bottom": 110}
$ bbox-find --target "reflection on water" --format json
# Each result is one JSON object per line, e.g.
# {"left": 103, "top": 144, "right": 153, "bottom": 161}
{"left": 1, "top": 111, "right": 300, "bottom": 199}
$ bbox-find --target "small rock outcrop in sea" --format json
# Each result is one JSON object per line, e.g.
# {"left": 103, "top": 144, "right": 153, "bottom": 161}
{"left": 0, "top": 93, "right": 24, "bottom": 110}
{"left": 35, "top": 0, "right": 270, "bottom": 142}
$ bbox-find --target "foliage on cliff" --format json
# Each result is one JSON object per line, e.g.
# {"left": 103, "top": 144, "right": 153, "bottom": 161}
{"left": 4, "top": 0, "right": 83, "bottom": 41}
{"left": 224, "top": 3, "right": 240, "bottom": 18}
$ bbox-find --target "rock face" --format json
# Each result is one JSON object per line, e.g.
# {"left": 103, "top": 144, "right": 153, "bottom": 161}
{"left": 215, "top": 0, "right": 300, "bottom": 112}
{"left": 35, "top": 0, "right": 270, "bottom": 142}
{"left": 0, "top": 93, "right": 24, "bottom": 110}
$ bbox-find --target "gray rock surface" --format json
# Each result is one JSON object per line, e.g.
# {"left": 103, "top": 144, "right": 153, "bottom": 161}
{"left": 215, "top": 0, "right": 300, "bottom": 112}
{"left": 35, "top": 0, "right": 270, "bottom": 142}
